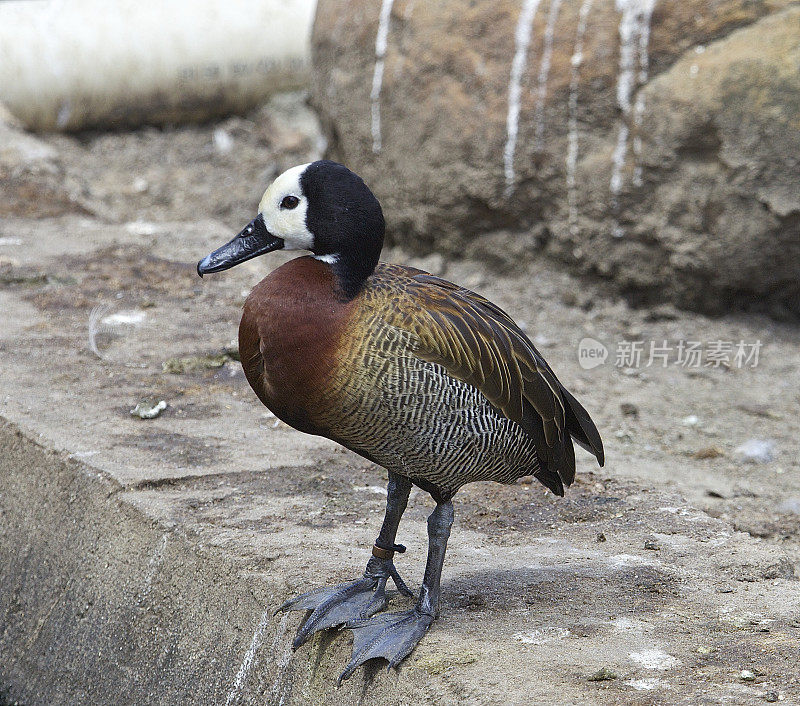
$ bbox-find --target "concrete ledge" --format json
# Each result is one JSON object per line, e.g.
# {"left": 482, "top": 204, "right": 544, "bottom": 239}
{"left": 4, "top": 413, "right": 800, "bottom": 705}
{"left": 0, "top": 418, "right": 458, "bottom": 705}
{"left": 1, "top": 418, "right": 260, "bottom": 704}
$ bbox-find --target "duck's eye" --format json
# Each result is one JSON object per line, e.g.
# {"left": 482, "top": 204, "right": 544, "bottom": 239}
{"left": 280, "top": 195, "right": 300, "bottom": 210}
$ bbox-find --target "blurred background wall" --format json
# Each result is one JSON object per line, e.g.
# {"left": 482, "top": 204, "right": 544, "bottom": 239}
{"left": 0, "top": 0, "right": 316, "bottom": 130}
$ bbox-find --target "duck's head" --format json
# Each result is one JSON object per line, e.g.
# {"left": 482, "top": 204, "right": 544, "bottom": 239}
{"left": 197, "top": 160, "right": 385, "bottom": 298}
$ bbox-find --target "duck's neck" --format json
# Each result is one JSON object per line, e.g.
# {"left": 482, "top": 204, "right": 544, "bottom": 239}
{"left": 316, "top": 241, "right": 381, "bottom": 300}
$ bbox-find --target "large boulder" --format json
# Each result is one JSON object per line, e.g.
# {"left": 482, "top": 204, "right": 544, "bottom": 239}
{"left": 311, "top": 0, "right": 800, "bottom": 317}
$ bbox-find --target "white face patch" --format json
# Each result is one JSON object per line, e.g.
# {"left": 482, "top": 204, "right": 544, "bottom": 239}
{"left": 257, "top": 163, "right": 313, "bottom": 250}
{"left": 313, "top": 253, "right": 339, "bottom": 264}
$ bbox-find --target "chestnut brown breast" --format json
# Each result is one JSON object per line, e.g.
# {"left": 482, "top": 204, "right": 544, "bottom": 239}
{"left": 239, "top": 256, "right": 353, "bottom": 435}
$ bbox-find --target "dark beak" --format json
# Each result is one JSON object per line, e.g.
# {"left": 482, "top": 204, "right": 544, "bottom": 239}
{"left": 197, "top": 215, "right": 284, "bottom": 277}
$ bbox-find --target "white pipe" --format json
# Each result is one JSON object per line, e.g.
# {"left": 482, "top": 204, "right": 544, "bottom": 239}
{"left": 0, "top": 0, "right": 316, "bottom": 131}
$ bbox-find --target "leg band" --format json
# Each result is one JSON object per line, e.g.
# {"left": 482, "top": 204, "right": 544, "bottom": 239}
{"left": 372, "top": 542, "right": 406, "bottom": 559}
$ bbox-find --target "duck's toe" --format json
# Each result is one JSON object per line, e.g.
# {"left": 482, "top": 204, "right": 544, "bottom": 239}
{"left": 277, "top": 575, "right": 396, "bottom": 649}
{"left": 338, "top": 608, "right": 434, "bottom": 684}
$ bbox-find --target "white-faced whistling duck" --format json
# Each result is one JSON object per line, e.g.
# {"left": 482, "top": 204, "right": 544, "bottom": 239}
{"left": 197, "top": 160, "right": 604, "bottom": 683}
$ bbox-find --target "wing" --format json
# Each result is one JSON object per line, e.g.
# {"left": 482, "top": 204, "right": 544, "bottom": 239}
{"left": 386, "top": 269, "right": 603, "bottom": 493}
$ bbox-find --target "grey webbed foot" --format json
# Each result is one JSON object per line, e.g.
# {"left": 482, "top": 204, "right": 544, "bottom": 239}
{"left": 337, "top": 500, "right": 454, "bottom": 683}
{"left": 338, "top": 608, "right": 434, "bottom": 684}
{"left": 277, "top": 559, "right": 412, "bottom": 649}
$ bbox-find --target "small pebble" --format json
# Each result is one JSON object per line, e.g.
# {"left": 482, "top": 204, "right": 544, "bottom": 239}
{"left": 588, "top": 667, "right": 617, "bottom": 682}
{"left": 213, "top": 127, "right": 234, "bottom": 154}
{"left": 125, "top": 221, "right": 159, "bottom": 236}
{"left": 693, "top": 446, "right": 724, "bottom": 460}
{"left": 644, "top": 540, "right": 660, "bottom": 551}
{"left": 130, "top": 399, "right": 167, "bottom": 419}
{"left": 102, "top": 310, "right": 146, "bottom": 326}
{"left": 734, "top": 439, "right": 776, "bottom": 464}
{"left": 739, "top": 669, "right": 756, "bottom": 682}
{"left": 596, "top": 532, "right": 607, "bottom": 543}
{"left": 132, "top": 176, "right": 149, "bottom": 193}
{"left": 620, "top": 402, "right": 639, "bottom": 417}
{"left": 682, "top": 415, "right": 700, "bottom": 427}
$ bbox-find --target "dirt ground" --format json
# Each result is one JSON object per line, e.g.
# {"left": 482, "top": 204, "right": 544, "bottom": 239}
{"left": 2, "top": 93, "right": 799, "bottom": 704}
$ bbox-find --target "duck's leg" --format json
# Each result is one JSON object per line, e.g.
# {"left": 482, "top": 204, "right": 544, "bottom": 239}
{"left": 338, "top": 499, "right": 454, "bottom": 684}
{"left": 277, "top": 472, "right": 414, "bottom": 649}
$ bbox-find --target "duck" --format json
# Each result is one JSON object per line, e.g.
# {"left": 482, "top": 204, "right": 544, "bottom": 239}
{"left": 197, "top": 160, "right": 604, "bottom": 683}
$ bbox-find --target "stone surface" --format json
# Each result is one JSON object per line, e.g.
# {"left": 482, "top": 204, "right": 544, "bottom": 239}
{"left": 634, "top": 9, "right": 800, "bottom": 316}
{"left": 311, "top": 0, "right": 800, "bottom": 317}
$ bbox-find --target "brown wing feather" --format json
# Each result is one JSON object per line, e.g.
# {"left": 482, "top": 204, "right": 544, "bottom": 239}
{"left": 390, "top": 270, "right": 577, "bottom": 485}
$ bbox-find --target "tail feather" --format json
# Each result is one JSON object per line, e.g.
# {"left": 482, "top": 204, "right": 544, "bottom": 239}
{"left": 559, "top": 385, "right": 604, "bottom": 466}
{"left": 535, "top": 468, "right": 565, "bottom": 497}
{"left": 536, "top": 431, "right": 574, "bottom": 496}
{"left": 520, "top": 391, "right": 598, "bottom": 497}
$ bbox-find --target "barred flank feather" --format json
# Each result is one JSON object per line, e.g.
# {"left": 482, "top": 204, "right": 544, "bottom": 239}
{"left": 312, "top": 263, "right": 602, "bottom": 498}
